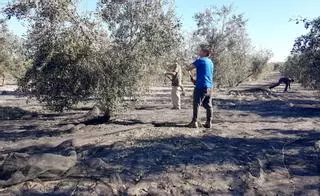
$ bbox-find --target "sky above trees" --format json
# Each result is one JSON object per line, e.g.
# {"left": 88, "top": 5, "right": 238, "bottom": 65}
{"left": 1, "top": 0, "right": 320, "bottom": 62}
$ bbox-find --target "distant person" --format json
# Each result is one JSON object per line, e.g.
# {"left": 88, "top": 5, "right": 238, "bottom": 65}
{"left": 187, "top": 47, "right": 214, "bottom": 128}
{"left": 165, "top": 63, "right": 184, "bottom": 110}
{"left": 269, "top": 77, "right": 294, "bottom": 92}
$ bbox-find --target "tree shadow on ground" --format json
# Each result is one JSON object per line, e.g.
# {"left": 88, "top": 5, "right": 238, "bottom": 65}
{"left": 0, "top": 126, "right": 74, "bottom": 142}
{"left": 151, "top": 121, "right": 187, "bottom": 128}
{"left": 2, "top": 140, "right": 74, "bottom": 156}
{"left": 10, "top": 129, "right": 317, "bottom": 179}
{"left": 74, "top": 130, "right": 317, "bottom": 177}
{"left": 22, "top": 192, "right": 69, "bottom": 196}
{"left": 2, "top": 129, "right": 319, "bottom": 194}
{"left": 82, "top": 117, "right": 147, "bottom": 126}
{"left": 0, "top": 90, "right": 23, "bottom": 96}
{"left": 135, "top": 105, "right": 165, "bottom": 111}
{"left": 0, "top": 106, "right": 81, "bottom": 122}
{"left": 258, "top": 129, "right": 320, "bottom": 177}
{"left": 0, "top": 107, "right": 38, "bottom": 120}
{"left": 81, "top": 116, "right": 109, "bottom": 125}
{"left": 258, "top": 129, "right": 320, "bottom": 137}
{"left": 215, "top": 98, "right": 320, "bottom": 118}
{"left": 40, "top": 112, "right": 79, "bottom": 118}
{"left": 75, "top": 130, "right": 318, "bottom": 194}
{"left": 111, "top": 119, "right": 147, "bottom": 126}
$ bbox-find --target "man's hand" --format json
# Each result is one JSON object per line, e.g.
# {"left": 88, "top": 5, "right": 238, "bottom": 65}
{"left": 205, "top": 88, "right": 212, "bottom": 96}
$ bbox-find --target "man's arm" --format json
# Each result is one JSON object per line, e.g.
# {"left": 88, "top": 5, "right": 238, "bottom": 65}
{"left": 166, "top": 64, "right": 181, "bottom": 76}
{"left": 187, "top": 64, "right": 196, "bottom": 71}
{"left": 180, "top": 85, "right": 185, "bottom": 93}
{"left": 165, "top": 71, "right": 176, "bottom": 76}
{"left": 188, "top": 70, "right": 196, "bottom": 85}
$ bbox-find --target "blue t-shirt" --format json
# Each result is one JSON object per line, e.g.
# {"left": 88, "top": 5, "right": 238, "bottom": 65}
{"left": 193, "top": 57, "right": 214, "bottom": 88}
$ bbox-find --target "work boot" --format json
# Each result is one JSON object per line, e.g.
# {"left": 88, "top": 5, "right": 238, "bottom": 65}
{"left": 203, "top": 121, "right": 212, "bottom": 129}
{"left": 187, "top": 121, "right": 199, "bottom": 128}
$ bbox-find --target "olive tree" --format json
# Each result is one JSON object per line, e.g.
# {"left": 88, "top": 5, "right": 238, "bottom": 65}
{"left": 3, "top": 0, "right": 102, "bottom": 111}
{"left": 85, "top": 0, "right": 182, "bottom": 117}
{"left": 282, "top": 17, "right": 320, "bottom": 89}
{"left": 3, "top": 0, "right": 182, "bottom": 119}
{"left": 193, "top": 5, "right": 271, "bottom": 87}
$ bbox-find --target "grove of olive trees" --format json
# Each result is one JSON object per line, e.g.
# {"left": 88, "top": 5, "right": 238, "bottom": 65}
{"left": 1, "top": 0, "right": 272, "bottom": 119}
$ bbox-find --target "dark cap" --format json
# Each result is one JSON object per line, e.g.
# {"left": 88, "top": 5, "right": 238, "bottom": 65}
{"left": 200, "top": 44, "right": 211, "bottom": 56}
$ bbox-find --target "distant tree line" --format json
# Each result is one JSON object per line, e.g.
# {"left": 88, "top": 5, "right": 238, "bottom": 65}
{"left": 282, "top": 17, "right": 320, "bottom": 90}
{"left": 0, "top": 21, "right": 27, "bottom": 85}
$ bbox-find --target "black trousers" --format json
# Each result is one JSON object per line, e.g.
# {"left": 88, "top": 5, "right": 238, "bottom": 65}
{"left": 192, "top": 87, "right": 213, "bottom": 123}
{"left": 269, "top": 80, "right": 290, "bottom": 92}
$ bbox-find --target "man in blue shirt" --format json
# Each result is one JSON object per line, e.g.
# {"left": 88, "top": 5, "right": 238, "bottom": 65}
{"left": 187, "top": 47, "right": 214, "bottom": 128}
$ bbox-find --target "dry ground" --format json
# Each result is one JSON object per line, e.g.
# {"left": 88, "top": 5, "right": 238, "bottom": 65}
{"left": 0, "top": 72, "right": 319, "bottom": 195}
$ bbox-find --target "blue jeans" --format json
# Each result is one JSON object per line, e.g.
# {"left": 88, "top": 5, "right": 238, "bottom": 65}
{"left": 192, "top": 87, "right": 213, "bottom": 123}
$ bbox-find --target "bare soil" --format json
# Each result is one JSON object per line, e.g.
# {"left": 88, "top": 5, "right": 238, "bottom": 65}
{"left": 0, "top": 72, "right": 319, "bottom": 195}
